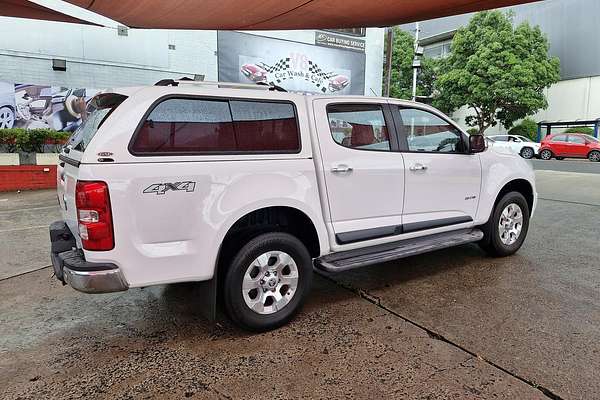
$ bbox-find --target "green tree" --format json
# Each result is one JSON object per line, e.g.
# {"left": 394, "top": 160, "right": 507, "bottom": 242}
{"left": 383, "top": 27, "right": 441, "bottom": 100}
{"left": 507, "top": 117, "right": 538, "bottom": 141}
{"left": 433, "top": 11, "right": 560, "bottom": 134}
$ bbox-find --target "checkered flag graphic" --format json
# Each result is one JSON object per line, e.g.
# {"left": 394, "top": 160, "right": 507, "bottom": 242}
{"left": 260, "top": 58, "right": 339, "bottom": 93}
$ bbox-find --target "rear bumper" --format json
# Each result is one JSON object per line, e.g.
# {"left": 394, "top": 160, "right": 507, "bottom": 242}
{"left": 49, "top": 221, "right": 128, "bottom": 294}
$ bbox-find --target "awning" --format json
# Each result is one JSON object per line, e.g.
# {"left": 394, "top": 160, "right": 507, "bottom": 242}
{"left": 62, "top": 0, "right": 541, "bottom": 29}
{"left": 0, "top": 0, "right": 99, "bottom": 25}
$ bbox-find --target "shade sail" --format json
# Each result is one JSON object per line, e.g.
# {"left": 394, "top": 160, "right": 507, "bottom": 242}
{"left": 0, "top": 0, "right": 98, "bottom": 25}
{"left": 63, "top": 0, "right": 540, "bottom": 29}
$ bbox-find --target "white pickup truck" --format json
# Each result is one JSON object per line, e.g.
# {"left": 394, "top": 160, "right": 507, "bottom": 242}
{"left": 50, "top": 80, "right": 536, "bottom": 331}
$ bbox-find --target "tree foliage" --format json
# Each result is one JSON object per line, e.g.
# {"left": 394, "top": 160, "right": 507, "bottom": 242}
{"left": 383, "top": 27, "right": 440, "bottom": 100}
{"left": 507, "top": 117, "right": 538, "bottom": 141}
{"left": 433, "top": 11, "right": 560, "bottom": 134}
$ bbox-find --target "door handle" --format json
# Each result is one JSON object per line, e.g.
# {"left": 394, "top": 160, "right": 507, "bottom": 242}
{"left": 331, "top": 164, "right": 353, "bottom": 173}
{"left": 409, "top": 163, "right": 428, "bottom": 171}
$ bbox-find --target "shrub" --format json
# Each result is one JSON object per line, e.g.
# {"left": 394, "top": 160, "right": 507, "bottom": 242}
{"left": 508, "top": 118, "right": 538, "bottom": 141}
{"left": 0, "top": 128, "right": 69, "bottom": 153}
{"left": 564, "top": 126, "right": 594, "bottom": 135}
{"left": 466, "top": 128, "right": 479, "bottom": 135}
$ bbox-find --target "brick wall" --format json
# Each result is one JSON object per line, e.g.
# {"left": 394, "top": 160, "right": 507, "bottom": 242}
{"left": 0, "top": 165, "right": 57, "bottom": 192}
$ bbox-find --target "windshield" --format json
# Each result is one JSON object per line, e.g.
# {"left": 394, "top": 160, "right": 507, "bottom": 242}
{"left": 67, "top": 93, "right": 128, "bottom": 152}
{"left": 587, "top": 135, "right": 600, "bottom": 143}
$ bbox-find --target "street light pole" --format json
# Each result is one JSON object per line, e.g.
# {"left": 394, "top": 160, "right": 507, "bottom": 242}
{"left": 411, "top": 22, "right": 421, "bottom": 101}
{"left": 384, "top": 27, "right": 394, "bottom": 97}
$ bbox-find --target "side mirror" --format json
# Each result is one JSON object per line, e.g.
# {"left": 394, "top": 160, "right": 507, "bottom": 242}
{"left": 469, "top": 134, "right": 486, "bottom": 153}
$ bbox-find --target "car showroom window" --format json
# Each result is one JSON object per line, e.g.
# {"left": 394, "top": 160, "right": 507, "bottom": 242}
{"left": 131, "top": 98, "right": 299, "bottom": 154}
{"left": 327, "top": 104, "right": 390, "bottom": 151}
{"left": 398, "top": 108, "right": 465, "bottom": 153}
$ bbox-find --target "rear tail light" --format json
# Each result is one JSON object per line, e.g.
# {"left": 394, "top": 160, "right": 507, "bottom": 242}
{"left": 75, "top": 181, "right": 114, "bottom": 251}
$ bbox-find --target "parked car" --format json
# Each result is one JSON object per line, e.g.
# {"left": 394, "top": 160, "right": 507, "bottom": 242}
{"left": 50, "top": 80, "right": 537, "bottom": 331}
{"left": 487, "top": 134, "right": 540, "bottom": 159}
{"left": 539, "top": 133, "right": 600, "bottom": 162}
{"left": 0, "top": 81, "right": 16, "bottom": 129}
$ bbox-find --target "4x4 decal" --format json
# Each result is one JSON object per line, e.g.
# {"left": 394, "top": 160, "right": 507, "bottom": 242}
{"left": 143, "top": 181, "right": 196, "bottom": 195}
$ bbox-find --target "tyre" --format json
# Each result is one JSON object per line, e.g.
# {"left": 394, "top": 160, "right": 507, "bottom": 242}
{"left": 0, "top": 106, "right": 15, "bottom": 129}
{"left": 539, "top": 149, "right": 553, "bottom": 160}
{"left": 520, "top": 147, "right": 534, "bottom": 159}
{"left": 589, "top": 150, "right": 600, "bottom": 162}
{"left": 223, "top": 232, "right": 313, "bottom": 331}
{"left": 478, "top": 191, "right": 530, "bottom": 257}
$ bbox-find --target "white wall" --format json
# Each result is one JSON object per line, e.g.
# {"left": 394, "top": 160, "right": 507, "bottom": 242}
{"left": 449, "top": 76, "right": 600, "bottom": 136}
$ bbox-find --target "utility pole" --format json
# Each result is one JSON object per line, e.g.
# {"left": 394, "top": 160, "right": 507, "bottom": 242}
{"left": 411, "top": 22, "right": 421, "bottom": 101}
{"left": 383, "top": 27, "right": 394, "bottom": 97}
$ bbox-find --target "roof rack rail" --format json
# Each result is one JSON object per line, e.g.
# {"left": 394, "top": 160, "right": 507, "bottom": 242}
{"left": 153, "top": 79, "right": 287, "bottom": 92}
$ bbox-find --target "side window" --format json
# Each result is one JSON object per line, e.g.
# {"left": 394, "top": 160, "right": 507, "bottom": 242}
{"left": 398, "top": 108, "right": 465, "bottom": 153}
{"left": 131, "top": 98, "right": 300, "bottom": 154}
{"left": 327, "top": 104, "right": 390, "bottom": 151}
{"left": 493, "top": 136, "right": 508, "bottom": 142}
{"left": 551, "top": 135, "right": 567, "bottom": 143}
{"left": 568, "top": 135, "right": 585, "bottom": 144}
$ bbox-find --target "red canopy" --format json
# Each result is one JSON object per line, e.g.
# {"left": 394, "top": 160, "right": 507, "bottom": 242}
{"left": 0, "top": 0, "right": 98, "bottom": 25}
{"left": 62, "top": 0, "right": 540, "bottom": 29}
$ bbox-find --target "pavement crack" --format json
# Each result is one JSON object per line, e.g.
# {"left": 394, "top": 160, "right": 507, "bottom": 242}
{"left": 316, "top": 271, "right": 565, "bottom": 400}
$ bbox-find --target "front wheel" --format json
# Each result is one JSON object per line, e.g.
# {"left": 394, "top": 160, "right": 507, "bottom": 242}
{"left": 223, "top": 232, "right": 313, "bottom": 331}
{"left": 539, "top": 149, "right": 553, "bottom": 160}
{"left": 479, "top": 192, "right": 530, "bottom": 257}
{"left": 589, "top": 151, "right": 600, "bottom": 162}
{"left": 520, "top": 147, "right": 535, "bottom": 159}
{"left": 0, "top": 106, "right": 15, "bottom": 129}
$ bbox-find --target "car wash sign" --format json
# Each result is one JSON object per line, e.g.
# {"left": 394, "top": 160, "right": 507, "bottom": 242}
{"left": 218, "top": 31, "right": 365, "bottom": 95}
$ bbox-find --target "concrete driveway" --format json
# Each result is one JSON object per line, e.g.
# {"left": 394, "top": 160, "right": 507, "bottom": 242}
{"left": 1, "top": 160, "right": 599, "bottom": 399}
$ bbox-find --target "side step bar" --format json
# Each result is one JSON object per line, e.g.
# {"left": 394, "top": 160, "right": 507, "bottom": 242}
{"left": 315, "top": 229, "right": 484, "bottom": 273}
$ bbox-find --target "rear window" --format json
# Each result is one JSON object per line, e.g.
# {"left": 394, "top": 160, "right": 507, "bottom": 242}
{"left": 130, "top": 97, "right": 300, "bottom": 155}
{"left": 68, "top": 93, "right": 128, "bottom": 152}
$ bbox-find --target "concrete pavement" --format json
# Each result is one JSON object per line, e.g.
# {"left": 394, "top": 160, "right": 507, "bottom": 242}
{"left": 1, "top": 164, "right": 599, "bottom": 399}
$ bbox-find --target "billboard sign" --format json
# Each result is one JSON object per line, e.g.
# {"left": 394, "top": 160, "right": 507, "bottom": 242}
{"left": 218, "top": 31, "right": 366, "bottom": 95}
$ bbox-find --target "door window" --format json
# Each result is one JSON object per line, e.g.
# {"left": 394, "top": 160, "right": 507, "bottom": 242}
{"left": 327, "top": 104, "right": 390, "bottom": 151}
{"left": 398, "top": 108, "right": 465, "bottom": 153}
{"left": 551, "top": 135, "right": 567, "bottom": 142}
{"left": 568, "top": 135, "right": 586, "bottom": 144}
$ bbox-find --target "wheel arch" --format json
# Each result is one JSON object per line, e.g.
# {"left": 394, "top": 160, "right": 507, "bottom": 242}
{"left": 494, "top": 179, "right": 534, "bottom": 213}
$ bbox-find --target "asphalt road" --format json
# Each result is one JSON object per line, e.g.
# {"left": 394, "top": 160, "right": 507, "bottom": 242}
{"left": 531, "top": 158, "right": 600, "bottom": 174}
{"left": 1, "top": 165, "right": 599, "bottom": 399}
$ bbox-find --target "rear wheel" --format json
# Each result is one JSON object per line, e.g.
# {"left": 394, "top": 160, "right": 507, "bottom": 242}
{"left": 520, "top": 147, "right": 534, "bottom": 159}
{"left": 223, "top": 232, "right": 312, "bottom": 331}
{"left": 539, "top": 149, "right": 553, "bottom": 160}
{"left": 589, "top": 151, "right": 600, "bottom": 162}
{"left": 0, "top": 106, "right": 15, "bottom": 129}
{"left": 479, "top": 192, "right": 530, "bottom": 257}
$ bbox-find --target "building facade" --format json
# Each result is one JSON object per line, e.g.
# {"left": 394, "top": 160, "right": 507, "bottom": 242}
{"left": 403, "top": 0, "right": 600, "bottom": 136}
{"left": 0, "top": 5, "right": 384, "bottom": 130}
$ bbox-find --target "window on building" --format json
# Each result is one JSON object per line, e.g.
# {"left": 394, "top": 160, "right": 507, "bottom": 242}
{"left": 397, "top": 107, "right": 465, "bottom": 153}
{"left": 131, "top": 98, "right": 300, "bottom": 154}
{"left": 326, "top": 28, "right": 366, "bottom": 37}
{"left": 422, "top": 40, "right": 452, "bottom": 59}
{"left": 327, "top": 104, "right": 390, "bottom": 151}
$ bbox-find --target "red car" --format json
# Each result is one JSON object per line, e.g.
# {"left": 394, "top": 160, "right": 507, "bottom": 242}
{"left": 539, "top": 133, "right": 600, "bottom": 162}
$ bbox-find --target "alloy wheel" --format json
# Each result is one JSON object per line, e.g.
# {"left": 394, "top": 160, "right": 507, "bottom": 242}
{"left": 540, "top": 150, "right": 552, "bottom": 160}
{"left": 498, "top": 203, "right": 523, "bottom": 246}
{"left": 0, "top": 107, "right": 15, "bottom": 129}
{"left": 242, "top": 251, "right": 299, "bottom": 315}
